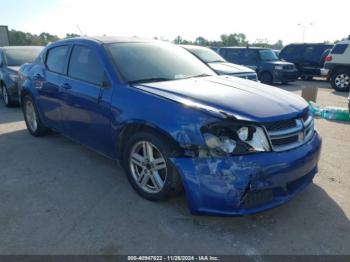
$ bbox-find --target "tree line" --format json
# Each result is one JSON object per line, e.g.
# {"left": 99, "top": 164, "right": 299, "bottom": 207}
{"left": 7, "top": 29, "right": 283, "bottom": 49}
{"left": 7, "top": 29, "right": 79, "bottom": 46}
{"left": 174, "top": 33, "right": 284, "bottom": 49}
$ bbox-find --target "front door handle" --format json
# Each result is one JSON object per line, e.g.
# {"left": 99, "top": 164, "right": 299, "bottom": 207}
{"left": 60, "top": 83, "right": 72, "bottom": 90}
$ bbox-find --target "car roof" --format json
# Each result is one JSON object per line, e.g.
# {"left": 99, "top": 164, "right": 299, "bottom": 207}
{"left": 54, "top": 36, "right": 156, "bottom": 45}
{"left": 219, "top": 46, "right": 270, "bottom": 50}
{"left": 285, "top": 43, "right": 333, "bottom": 46}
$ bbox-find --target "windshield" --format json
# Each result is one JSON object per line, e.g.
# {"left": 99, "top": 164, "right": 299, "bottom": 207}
{"left": 4, "top": 47, "right": 43, "bottom": 66}
{"left": 186, "top": 47, "right": 225, "bottom": 63}
{"left": 259, "top": 49, "right": 279, "bottom": 61}
{"left": 107, "top": 42, "right": 216, "bottom": 84}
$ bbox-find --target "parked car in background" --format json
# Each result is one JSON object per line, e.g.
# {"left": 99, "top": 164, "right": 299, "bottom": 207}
{"left": 0, "top": 46, "right": 43, "bottom": 106}
{"left": 181, "top": 45, "right": 258, "bottom": 81}
{"left": 217, "top": 47, "right": 298, "bottom": 84}
{"left": 19, "top": 37, "right": 321, "bottom": 216}
{"left": 322, "top": 37, "right": 350, "bottom": 91}
{"left": 279, "top": 43, "right": 333, "bottom": 80}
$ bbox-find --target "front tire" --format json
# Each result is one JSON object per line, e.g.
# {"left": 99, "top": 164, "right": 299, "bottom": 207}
{"left": 260, "top": 72, "right": 273, "bottom": 85}
{"left": 22, "top": 95, "right": 50, "bottom": 137}
{"left": 122, "top": 131, "right": 183, "bottom": 201}
{"left": 331, "top": 69, "right": 350, "bottom": 92}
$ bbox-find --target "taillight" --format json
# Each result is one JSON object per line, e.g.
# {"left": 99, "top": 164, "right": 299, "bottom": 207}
{"left": 325, "top": 55, "right": 333, "bottom": 62}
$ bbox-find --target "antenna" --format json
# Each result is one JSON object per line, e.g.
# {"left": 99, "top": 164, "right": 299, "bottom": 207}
{"left": 76, "top": 25, "right": 85, "bottom": 36}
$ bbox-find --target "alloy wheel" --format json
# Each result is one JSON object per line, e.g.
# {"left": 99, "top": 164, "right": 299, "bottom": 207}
{"left": 335, "top": 73, "right": 350, "bottom": 89}
{"left": 129, "top": 141, "right": 167, "bottom": 194}
{"left": 25, "top": 99, "right": 38, "bottom": 132}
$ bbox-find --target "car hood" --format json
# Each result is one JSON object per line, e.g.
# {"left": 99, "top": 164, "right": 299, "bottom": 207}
{"left": 133, "top": 76, "right": 308, "bottom": 122}
{"left": 208, "top": 62, "right": 255, "bottom": 75}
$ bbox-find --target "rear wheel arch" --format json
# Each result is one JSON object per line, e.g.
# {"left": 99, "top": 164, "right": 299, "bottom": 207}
{"left": 331, "top": 65, "right": 350, "bottom": 77}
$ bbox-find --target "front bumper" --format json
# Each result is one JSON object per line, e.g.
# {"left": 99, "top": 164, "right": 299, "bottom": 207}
{"left": 171, "top": 131, "right": 322, "bottom": 216}
{"left": 273, "top": 69, "right": 298, "bottom": 83}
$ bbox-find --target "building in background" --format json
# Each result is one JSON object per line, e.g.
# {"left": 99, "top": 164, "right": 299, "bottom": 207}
{"left": 0, "top": 26, "right": 9, "bottom": 46}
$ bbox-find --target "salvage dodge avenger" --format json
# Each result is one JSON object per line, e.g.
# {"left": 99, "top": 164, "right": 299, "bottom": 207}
{"left": 18, "top": 37, "right": 322, "bottom": 216}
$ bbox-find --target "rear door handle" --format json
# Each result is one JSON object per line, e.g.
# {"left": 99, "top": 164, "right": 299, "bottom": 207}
{"left": 60, "top": 83, "right": 72, "bottom": 90}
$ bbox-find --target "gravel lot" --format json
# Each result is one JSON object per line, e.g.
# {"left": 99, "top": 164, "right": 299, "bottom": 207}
{"left": 0, "top": 79, "right": 349, "bottom": 255}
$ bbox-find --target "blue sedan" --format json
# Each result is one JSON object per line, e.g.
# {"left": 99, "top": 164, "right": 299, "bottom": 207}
{"left": 19, "top": 37, "right": 321, "bottom": 216}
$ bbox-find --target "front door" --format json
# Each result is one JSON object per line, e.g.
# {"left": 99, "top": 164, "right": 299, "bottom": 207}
{"left": 59, "top": 44, "right": 114, "bottom": 157}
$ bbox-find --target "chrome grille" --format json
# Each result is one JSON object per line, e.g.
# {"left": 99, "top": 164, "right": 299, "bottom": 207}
{"left": 264, "top": 113, "right": 314, "bottom": 152}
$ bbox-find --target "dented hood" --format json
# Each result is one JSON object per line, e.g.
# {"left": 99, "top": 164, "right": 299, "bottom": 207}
{"left": 133, "top": 75, "right": 308, "bottom": 122}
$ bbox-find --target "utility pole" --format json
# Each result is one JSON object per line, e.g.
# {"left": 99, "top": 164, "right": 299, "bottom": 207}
{"left": 297, "top": 23, "right": 313, "bottom": 42}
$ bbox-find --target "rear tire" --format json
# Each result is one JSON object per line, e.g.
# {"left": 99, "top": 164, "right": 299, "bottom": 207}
{"left": 22, "top": 95, "right": 50, "bottom": 137}
{"left": 122, "top": 131, "right": 183, "bottom": 201}
{"left": 331, "top": 69, "right": 350, "bottom": 92}
{"left": 260, "top": 72, "right": 273, "bottom": 85}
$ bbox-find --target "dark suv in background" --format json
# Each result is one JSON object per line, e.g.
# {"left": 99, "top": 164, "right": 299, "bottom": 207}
{"left": 217, "top": 47, "right": 298, "bottom": 84}
{"left": 279, "top": 43, "right": 333, "bottom": 79}
{"left": 181, "top": 45, "right": 258, "bottom": 81}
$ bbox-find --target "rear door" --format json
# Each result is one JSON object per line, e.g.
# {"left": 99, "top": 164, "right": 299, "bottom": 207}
{"left": 38, "top": 45, "right": 71, "bottom": 131}
{"left": 59, "top": 44, "right": 115, "bottom": 156}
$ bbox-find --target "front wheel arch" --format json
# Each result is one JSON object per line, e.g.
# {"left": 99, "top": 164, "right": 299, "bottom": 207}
{"left": 116, "top": 123, "right": 182, "bottom": 161}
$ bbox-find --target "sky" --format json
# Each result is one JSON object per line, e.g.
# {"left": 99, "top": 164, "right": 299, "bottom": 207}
{"left": 0, "top": 0, "right": 349, "bottom": 45}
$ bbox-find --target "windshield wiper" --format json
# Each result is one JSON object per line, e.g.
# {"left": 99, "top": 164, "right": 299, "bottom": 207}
{"left": 209, "top": 60, "right": 225, "bottom": 63}
{"left": 187, "top": 74, "right": 212, "bottom": 79}
{"left": 128, "top": 77, "right": 174, "bottom": 84}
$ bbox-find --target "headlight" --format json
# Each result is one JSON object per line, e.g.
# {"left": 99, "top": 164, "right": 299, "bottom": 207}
{"left": 274, "top": 65, "right": 283, "bottom": 70}
{"left": 9, "top": 73, "right": 19, "bottom": 82}
{"left": 202, "top": 122, "right": 271, "bottom": 156}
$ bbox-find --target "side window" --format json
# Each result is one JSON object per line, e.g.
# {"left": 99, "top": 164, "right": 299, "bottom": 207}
{"left": 68, "top": 45, "right": 104, "bottom": 86}
{"left": 242, "top": 50, "right": 258, "bottom": 63}
{"left": 46, "top": 45, "right": 70, "bottom": 74}
{"left": 331, "top": 44, "right": 349, "bottom": 55}
{"left": 0, "top": 51, "right": 3, "bottom": 65}
{"left": 280, "top": 45, "right": 301, "bottom": 59}
{"left": 303, "top": 46, "right": 316, "bottom": 59}
{"left": 225, "top": 50, "right": 242, "bottom": 63}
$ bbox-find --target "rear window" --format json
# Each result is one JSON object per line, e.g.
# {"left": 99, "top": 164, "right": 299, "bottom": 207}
{"left": 280, "top": 45, "right": 303, "bottom": 58}
{"left": 331, "top": 44, "right": 348, "bottom": 54}
{"left": 46, "top": 45, "right": 70, "bottom": 74}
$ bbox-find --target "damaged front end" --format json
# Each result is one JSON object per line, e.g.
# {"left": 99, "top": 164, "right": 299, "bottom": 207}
{"left": 170, "top": 119, "right": 322, "bottom": 216}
